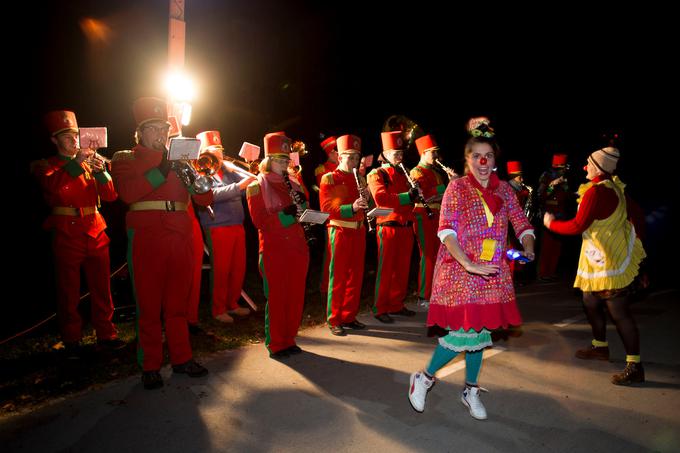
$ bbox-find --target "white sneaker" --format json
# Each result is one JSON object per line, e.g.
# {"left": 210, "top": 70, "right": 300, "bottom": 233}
{"left": 408, "top": 371, "right": 434, "bottom": 413}
{"left": 461, "top": 386, "right": 487, "bottom": 420}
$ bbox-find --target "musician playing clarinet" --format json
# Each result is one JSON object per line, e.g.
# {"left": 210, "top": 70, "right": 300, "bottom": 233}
{"left": 411, "top": 135, "right": 450, "bottom": 307}
{"left": 319, "top": 134, "right": 369, "bottom": 336}
{"left": 367, "top": 131, "right": 420, "bottom": 323}
{"left": 246, "top": 132, "right": 310, "bottom": 359}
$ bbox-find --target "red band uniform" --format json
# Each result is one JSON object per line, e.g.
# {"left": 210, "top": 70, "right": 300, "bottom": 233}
{"left": 111, "top": 97, "right": 213, "bottom": 371}
{"left": 367, "top": 131, "right": 416, "bottom": 316}
{"left": 506, "top": 161, "right": 532, "bottom": 278}
{"left": 411, "top": 135, "right": 447, "bottom": 302}
{"left": 319, "top": 135, "right": 367, "bottom": 328}
{"left": 246, "top": 133, "right": 310, "bottom": 355}
{"left": 34, "top": 110, "right": 119, "bottom": 344}
{"left": 537, "top": 153, "right": 572, "bottom": 280}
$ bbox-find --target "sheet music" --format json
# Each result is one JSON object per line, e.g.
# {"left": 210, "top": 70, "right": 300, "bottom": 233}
{"left": 168, "top": 137, "right": 201, "bottom": 161}
{"left": 298, "top": 209, "right": 330, "bottom": 224}
{"left": 367, "top": 207, "right": 393, "bottom": 218}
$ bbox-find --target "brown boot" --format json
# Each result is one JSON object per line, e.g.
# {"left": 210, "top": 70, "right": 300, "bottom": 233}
{"left": 575, "top": 345, "right": 610, "bottom": 361}
{"left": 611, "top": 362, "right": 645, "bottom": 386}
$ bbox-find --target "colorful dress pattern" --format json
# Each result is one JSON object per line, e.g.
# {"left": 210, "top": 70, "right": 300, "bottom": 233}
{"left": 428, "top": 175, "right": 532, "bottom": 332}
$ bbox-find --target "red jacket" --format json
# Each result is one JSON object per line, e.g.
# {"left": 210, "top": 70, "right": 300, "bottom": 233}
{"left": 367, "top": 164, "right": 415, "bottom": 224}
{"left": 34, "top": 155, "right": 117, "bottom": 238}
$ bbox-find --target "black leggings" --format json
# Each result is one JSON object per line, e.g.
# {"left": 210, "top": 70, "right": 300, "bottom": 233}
{"left": 582, "top": 291, "right": 640, "bottom": 355}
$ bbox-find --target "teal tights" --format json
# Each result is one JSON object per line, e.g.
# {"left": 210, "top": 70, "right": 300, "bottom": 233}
{"left": 425, "top": 344, "right": 484, "bottom": 385}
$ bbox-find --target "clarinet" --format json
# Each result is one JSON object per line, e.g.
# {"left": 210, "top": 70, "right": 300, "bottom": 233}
{"left": 398, "top": 163, "right": 434, "bottom": 218}
{"left": 435, "top": 158, "right": 458, "bottom": 180}
{"left": 282, "top": 172, "right": 317, "bottom": 246}
{"left": 352, "top": 168, "right": 375, "bottom": 233}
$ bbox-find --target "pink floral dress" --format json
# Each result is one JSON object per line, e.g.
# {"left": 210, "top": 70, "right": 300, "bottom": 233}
{"left": 427, "top": 174, "right": 533, "bottom": 335}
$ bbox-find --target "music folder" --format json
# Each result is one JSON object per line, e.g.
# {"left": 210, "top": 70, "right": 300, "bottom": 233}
{"left": 299, "top": 209, "right": 330, "bottom": 224}
{"left": 168, "top": 137, "right": 201, "bottom": 161}
{"left": 367, "top": 207, "right": 393, "bottom": 218}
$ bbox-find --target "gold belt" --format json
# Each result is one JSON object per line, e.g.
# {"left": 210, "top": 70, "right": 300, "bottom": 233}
{"left": 52, "top": 206, "right": 97, "bottom": 216}
{"left": 128, "top": 201, "right": 188, "bottom": 212}
{"left": 329, "top": 219, "right": 363, "bottom": 229}
{"left": 415, "top": 203, "right": 440, "bottom": 209}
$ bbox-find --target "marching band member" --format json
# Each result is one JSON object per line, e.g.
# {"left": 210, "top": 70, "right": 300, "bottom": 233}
{"left": 246, "top": 132, "right": 310, "bottom": 359}
{"left": 319, "top": 134, "right": 369, "bottom": 336}
{"left": 411, "top": 135, "right": 449, "bottom": 307}
{"left": 367, "top": 131, "right": 419, "bottom": 323}
{"left": 33, "top": 110, "right": 123, "bottom": 356}
{"left": 537, "top": 153, "right": 573, "bottom": 281}
{"left": 313, "top": 136, "right": 339, "bottom": 191}
{"left": 196, "top": 131, "right": 255, "bottom": 323}
{"left": 506, "top": 160, "right": 533, "bottom": 284}
{"left": 111, "top": 97, "right": 211, "bottom": 389}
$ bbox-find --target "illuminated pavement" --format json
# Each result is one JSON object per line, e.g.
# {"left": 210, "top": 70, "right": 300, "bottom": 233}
{"left": 1, "top": 280, "right": 679, "bottom": 452}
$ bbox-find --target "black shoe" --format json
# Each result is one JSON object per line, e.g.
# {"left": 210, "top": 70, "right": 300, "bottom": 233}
{"left": 342, "top": 320, "right": 367, "bottom": 330}
{"left": 269, "top": 349, "right": 290, "bottom": 359}
{"left": 286, "top": 345, "right": 303, "bottom": 355}
{"left": 188, "top": 324, "right": 205, "bottom": 335}
{"left": 142, "top": 371, "right": 164, "bottom": 390}
{"left": 97, "top": 338, "right": 126, "bottom": 351}
{"left": 390, "top": 307, "right": 416, "bottom": 317}
{"left": 329, "top": 325, "right": 347, "bottom": 336}
{"left": 172, "top": 359, "right": 209, "bottom": 377}
{"left": 374, "top": 313, "right": 394, "bottom": 324}
{"left": 62, "top": 342, "right": 82, "bottom": 360}
{"left": 612, "top": 362, "right": 645, "bottom": 386}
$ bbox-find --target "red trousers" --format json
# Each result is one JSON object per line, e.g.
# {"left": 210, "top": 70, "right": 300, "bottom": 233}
{"left": 52, "top": 231, "right": 116, "bottom": 343}
{"left": 259, "top": 236, "right": 309, "bottom": 354}
{"left": 413, "top": 213, "right": 439, "bottom": 300}
{"left": 374, "top": 225, "right": 414, "bottom": 315}
{"left": 319, "top": 236, "right": 330, "bottom": 293}
{"left": 326, "top": 225, "right": 366, "bottom": 326}
{"left": 205, "top": 225, "right": 246, "bottom": 316}
{"left": 187, "top": 212, "right": 204, "bottom": 324}
{"left": 129, "top": 227, "right": 193, "bottom": 371}
{"left": 539, "top": 227, "right": 562, "bottom": 278}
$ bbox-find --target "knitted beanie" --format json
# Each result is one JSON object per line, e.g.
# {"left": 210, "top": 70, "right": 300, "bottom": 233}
{"left": 589, "top": 146, "right": 620, "bottom": 174}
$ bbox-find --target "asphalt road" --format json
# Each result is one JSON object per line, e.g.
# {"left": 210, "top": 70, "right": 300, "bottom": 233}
{"left": 1, "top": 279, "right": 678, "bottom": 453}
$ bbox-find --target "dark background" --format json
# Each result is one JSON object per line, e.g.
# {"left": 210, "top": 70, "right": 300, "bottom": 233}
{"left": 6, "top": 0, "right": 675, "bottom": 336}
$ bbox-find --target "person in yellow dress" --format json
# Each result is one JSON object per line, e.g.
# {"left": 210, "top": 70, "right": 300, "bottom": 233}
{"left": 544, "top": 146, "right": 646, "bottom": 385}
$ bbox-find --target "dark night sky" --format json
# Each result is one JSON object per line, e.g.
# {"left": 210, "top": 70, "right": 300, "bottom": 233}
{"left": 6, "top": 1, "right": 676, "bottom": 330}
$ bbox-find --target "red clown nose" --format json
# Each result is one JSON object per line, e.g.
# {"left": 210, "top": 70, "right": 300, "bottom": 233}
{"left": 583, "top": 165, "right": 588, "bottom": 171}
{"left": 480, "top": 157, "right": 487, "bottom": 165}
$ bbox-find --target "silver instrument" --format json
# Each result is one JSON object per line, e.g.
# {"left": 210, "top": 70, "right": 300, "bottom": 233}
{"left": 352, "top": 168, "right": 375, "bottom": 233}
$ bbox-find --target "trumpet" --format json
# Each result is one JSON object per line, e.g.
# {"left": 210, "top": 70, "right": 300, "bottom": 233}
{"left": 223, "top": 160, "right": 257, "bottom": 179}
{"left": 88, "top": 151, "right": 111, "bottom": 165}
{"left": 435, "top": 159, "right": 458, "bottom": 180}
{"left": 222, "top": 156, "right": 259, "bottom": 178}
{"left": 352, "top": 168, "right": 375, "bottom": 233}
